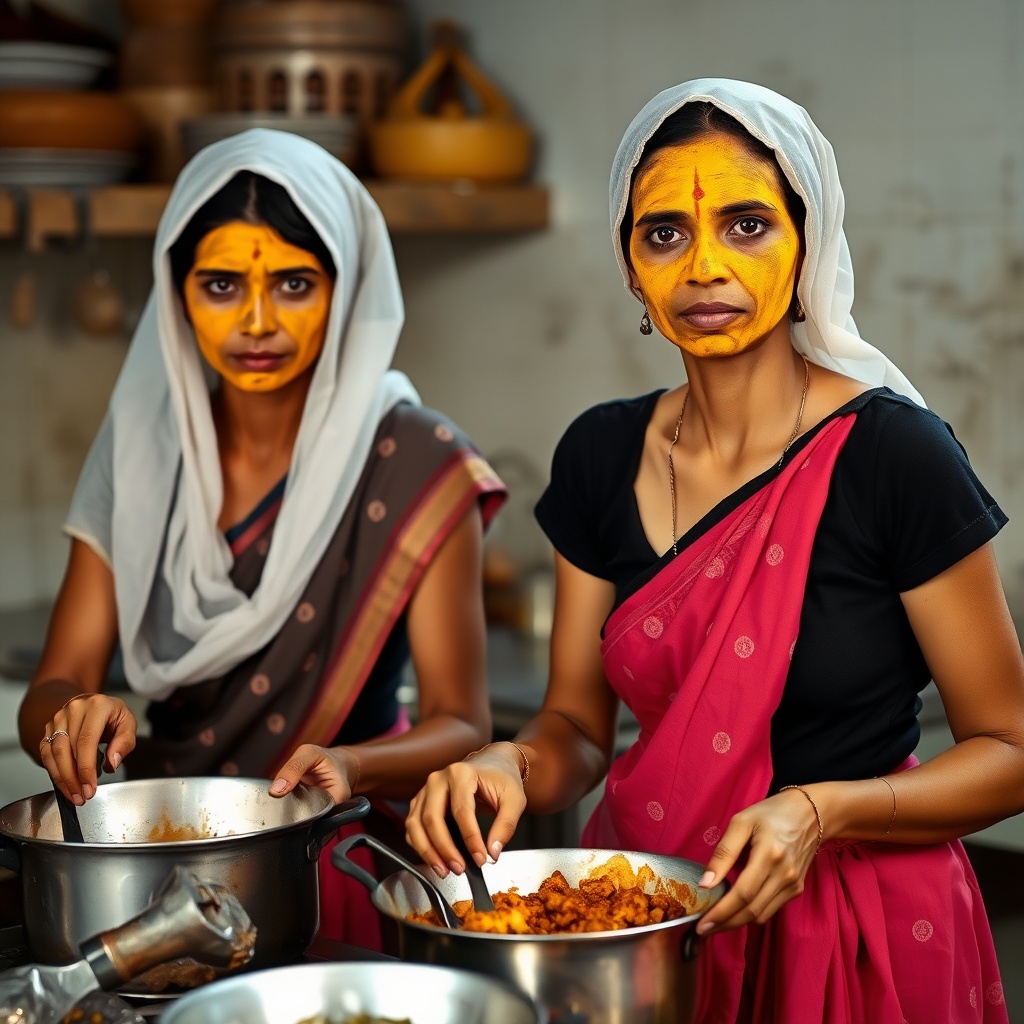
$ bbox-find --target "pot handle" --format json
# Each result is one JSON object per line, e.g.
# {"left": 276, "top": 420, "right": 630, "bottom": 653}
{"left": 331, "top": 832, "right": 461, "bottom": 929}
{"left": 680, "top": 927, "right": 701, "bottom": 963}
{"left": 306, "top": 796, "right": 371, "bottom": 862}
{"left": 0, "top": 835, "right": 19, "bottom": 874}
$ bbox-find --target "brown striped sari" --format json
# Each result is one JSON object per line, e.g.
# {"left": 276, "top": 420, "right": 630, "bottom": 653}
{"left": 128, "top": 402, "right": 505, "bottom": 780}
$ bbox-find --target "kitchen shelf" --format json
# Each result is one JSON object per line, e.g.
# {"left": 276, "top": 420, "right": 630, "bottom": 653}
{"left": 0, "top": 181, "right": 548, "bottom": 251}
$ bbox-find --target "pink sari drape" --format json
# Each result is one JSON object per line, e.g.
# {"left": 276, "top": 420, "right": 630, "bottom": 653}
{"left": 582, "top": 414, "right": 1006, "bottom": 1023}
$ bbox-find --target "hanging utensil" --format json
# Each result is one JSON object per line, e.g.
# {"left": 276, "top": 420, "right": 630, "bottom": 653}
{"left": 71, "top": 188, "right": 124, "bottom": 338}
{"left": 8, "top": 186, "right": 35, "bottom": 330}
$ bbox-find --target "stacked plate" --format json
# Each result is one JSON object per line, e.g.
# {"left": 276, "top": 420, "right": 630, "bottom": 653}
{"left": 0, "top": 42, "right": 112, "bottom": 91}
{"left": 181, "top": 113, "right": 357, "bottom": 166}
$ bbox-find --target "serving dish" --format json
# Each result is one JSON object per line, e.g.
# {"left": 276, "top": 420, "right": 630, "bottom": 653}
{"left": 0, "top": 42, "right": 112, "bottom": 91}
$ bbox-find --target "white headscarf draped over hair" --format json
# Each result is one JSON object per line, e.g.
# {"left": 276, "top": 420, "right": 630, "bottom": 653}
{"left": 66, "top": 129, "right": 419, "bottom": 700}
{"left": 610, "top": 78, "right": 924, "bottom": 405}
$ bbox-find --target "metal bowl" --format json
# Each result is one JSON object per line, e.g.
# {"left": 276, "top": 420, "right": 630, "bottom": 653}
{"left": 335, "top": 845, "right": 727, "bottom": 1024}
{"left": 159, "top": 961, "right": 539, "bottom": 1024}
{"left": 0, "top": 778, "right": 368, "bottom": 968}
{"left": 181, "top": 114, "right": 357, "bottom": 165}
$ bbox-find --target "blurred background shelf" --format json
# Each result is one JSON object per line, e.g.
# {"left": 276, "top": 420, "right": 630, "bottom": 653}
{"left": 0, "top": 181, "right": 549, "bottom": 250}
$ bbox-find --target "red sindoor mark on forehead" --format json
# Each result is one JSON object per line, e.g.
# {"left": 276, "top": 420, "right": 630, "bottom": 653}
{"left": 252, "top": 241, "right": 261, "bottom": 260}
{"left": 692, "top": 168, "right": 706, "bottom": 221}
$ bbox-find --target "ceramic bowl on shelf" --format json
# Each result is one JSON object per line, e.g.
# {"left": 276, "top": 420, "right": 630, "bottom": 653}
{"left": 0, "top": 149, "right": 136, "bottom": 186}
{"left": 181, "top": 112, "right": 357, "bottom": 166}
{"left": 0, "top": 91, "right": 144, "bottom": 152}
{"left": 0, "top": 42, "right": 112, "bottom": 91}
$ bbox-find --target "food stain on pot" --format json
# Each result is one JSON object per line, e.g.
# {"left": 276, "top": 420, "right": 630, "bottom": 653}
{"left": 145, "top": 808, "right": 214, "bottom": 842}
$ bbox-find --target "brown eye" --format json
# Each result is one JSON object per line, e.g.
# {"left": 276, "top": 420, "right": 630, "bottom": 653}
{"left": 732, "top": 217, "right": 767, "bottom": 238}
{"left": 647, "top": 225, "right": 684, "bottom": 246}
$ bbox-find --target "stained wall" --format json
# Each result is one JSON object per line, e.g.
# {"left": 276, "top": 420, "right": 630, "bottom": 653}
{"left": 0, "top": 0, "right": 1022, "bottom": 618}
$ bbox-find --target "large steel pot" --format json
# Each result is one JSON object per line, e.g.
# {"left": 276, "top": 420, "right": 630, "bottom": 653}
{"left": 334, "top": 841, "right": 728, "bottom": 1024}
{"left": 0, "top": 778, "right": 368, "bottom": 968}
{"left": 160, "top": 961, "right": 539, "bottom": 1024}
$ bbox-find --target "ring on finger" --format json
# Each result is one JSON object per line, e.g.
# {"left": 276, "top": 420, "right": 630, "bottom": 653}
{"left": 43, "top": 735, "right": 54, "bottom": 744}
{"left": 49, "top": 729, "right": 70, "bottom": 742}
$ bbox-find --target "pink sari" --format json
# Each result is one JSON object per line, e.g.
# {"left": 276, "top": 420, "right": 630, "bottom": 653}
{"left": 582, "top": 414, "right": 1006, "bottom": 1023}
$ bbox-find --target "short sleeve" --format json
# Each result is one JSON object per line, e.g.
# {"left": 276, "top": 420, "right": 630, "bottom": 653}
{"left": 874, "top": 402, "right": 1007, "bottom": 592}
{"left": 535, "top": 409, "right": 616, "bottom": 579}
{"left": 64, "top": 413, "right": 114, "bottom": 566}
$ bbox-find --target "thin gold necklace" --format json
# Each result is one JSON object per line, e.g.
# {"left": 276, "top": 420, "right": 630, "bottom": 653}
{"left": 667, "top": 355, "right": 810, "bottom": 556}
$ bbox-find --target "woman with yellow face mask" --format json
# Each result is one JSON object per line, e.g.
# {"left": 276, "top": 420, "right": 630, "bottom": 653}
{"left": 18, "top": 130, "right": 505, "bottom": 949}
{"left": 407, "top": 82, "right": 1022, "bottom": 1021}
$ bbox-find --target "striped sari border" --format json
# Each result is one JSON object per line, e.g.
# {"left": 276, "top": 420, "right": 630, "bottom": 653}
{"left": 267, "top": 451, "right": 504, "bottom": 772}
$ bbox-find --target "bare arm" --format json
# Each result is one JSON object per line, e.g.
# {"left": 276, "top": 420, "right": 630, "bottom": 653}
{"left": 404, "top": 551, "right": 619, "bottom": 875}
{"left": 17, "top": 539, "right": 136, "bottom": 803}
{"left": 699, "top": 542, "right": 1024, "bottom": 934}
{"left": 271, "top": 504, "right": 493, "bottom": 802}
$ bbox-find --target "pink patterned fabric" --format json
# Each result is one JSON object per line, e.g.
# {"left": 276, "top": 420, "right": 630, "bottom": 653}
{"left": 582, "top": 414, "right": 1006, "bottom": 1023}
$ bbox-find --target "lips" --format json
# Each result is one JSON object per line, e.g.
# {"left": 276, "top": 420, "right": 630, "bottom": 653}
{"left": 234, "top": 350, "right": 287, "bottom": 372}
{"left": 680, "top": 301, "right": 745, "bottom": 331}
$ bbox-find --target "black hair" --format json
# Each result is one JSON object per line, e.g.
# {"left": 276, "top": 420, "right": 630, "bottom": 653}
{"left": 169, "top": 172, "right": 336, "bottom": 296}
{"left": 620, "top": 102, "right": 807, "bottom": 269}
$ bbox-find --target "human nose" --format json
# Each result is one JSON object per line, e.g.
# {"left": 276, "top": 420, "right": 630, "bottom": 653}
{"left": 239, "top": 283, "right": 277, "bottom": 337}
{"left": 683, "top": 227, "right": 730, "bottom": 286}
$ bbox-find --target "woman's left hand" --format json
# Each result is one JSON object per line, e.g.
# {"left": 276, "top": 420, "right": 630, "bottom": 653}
{"left": 695, "top": 788, "right": 821, "bottom": 934}
{"left": 269, "top": 744, "right": 359, "bottom": 804}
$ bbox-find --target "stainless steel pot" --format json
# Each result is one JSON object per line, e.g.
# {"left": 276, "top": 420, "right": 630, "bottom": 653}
{"left": 334, "top": 842, "right": 727, "bottom": 1024}
{"left": 160, "top": 961, "right": 539, "bottom": 1024}
{"left": 0, "top": 778, "right": 368, "bottom": 968}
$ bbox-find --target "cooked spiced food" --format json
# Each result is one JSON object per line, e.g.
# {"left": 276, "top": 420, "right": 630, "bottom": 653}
{"left": 297, "top": 1016, "right": 412, "bottom": 1024}
{"left": 409, "top": 854, "right": 696, "bottom": 934}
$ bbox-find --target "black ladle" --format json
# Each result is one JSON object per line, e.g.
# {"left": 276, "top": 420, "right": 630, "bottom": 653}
{"left": 52, "top": 748, "right": 109, "bottom": 843}
{"left": 453, "top": 828, "right": 495, "bottom": 912}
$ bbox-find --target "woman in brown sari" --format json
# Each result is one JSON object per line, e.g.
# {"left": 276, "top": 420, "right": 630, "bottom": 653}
{"left": 17, "top": 129, "right": 504, "bottom": 945}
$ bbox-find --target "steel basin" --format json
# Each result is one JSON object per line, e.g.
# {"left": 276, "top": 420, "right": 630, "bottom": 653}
{"left": 159, "top": 961, "right": 539, "bottom": 1024}
{"left": 335, "top": 845, "right": 728, "bottom": 1024}
{"left": 0, "top": 777, "right": 368, "bottom": 967}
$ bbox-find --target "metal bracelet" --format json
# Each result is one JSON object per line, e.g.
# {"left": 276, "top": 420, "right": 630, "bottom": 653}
{"left": 876, "top": 775, "right": 897, "bottom": 834}
{"left": 779, "top": 784, "right": 823, "bottom": 854}
{"left": 507, "top": 741, "right": 530, "bottom": 786}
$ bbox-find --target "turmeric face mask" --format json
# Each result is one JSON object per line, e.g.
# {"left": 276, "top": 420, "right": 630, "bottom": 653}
{"left": 628, "top": 134, "right": 801, "bottom": 358}
{"left": 183, "top": 222, "right": 332, "bottom": 392}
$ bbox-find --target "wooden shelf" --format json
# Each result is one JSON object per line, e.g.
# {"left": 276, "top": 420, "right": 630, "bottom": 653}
{"left": 0, "top": 181, "right": 548, "bottom": 251}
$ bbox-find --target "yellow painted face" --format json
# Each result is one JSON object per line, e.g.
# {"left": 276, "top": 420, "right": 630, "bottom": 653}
{"left": 183, "top": 222, "right": 332, "bottom": 392}
{"left": 628, "top": 134, "right": 802, "bottom": 358}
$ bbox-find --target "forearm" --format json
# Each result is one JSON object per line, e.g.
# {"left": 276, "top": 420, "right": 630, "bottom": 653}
{"left": 808, "top": 735, "right": 1024, "bottom": 845}
{"left": 513, "top": 708, "right": 613, "bottom": 816}
{"left": 341, "top": 713, "right": 488, "bottom": 801}
{"left": 18, "top": 679, "right": 82, "bottom": 762}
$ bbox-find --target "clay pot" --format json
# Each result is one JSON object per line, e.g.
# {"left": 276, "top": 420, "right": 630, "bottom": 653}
{"left": 369, "top": 24, "right": 531, "bottom": 183}
{"left": 0, "top": 91, "right": 143, "bottom": 152}
{"left": 120, "top": 25, "right": 213, "bottom": 88}
{"left": 119, "top": 0, "right": 219, "bottom": 28}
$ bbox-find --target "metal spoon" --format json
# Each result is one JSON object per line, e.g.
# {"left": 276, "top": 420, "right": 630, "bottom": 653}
{"left": 463, "top": 855, "right": 495, "bottom": 912}
{"left": 51, "top": 782, "right": 84, "bottom": 843}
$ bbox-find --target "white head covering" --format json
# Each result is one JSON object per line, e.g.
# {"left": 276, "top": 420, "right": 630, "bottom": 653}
{"left": 611, "top": 78, "right": 924, "bottom": 405}
{"left": 68, "top": 129, "right": 418, "bottom": 700}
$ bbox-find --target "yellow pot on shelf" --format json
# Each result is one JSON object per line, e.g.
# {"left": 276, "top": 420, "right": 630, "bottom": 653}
{"left": 370, "top": 24, "right": 531, "bottom": 183}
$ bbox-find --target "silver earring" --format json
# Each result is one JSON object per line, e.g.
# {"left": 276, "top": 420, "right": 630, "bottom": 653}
{"left": 640, "top": 308, "right": 653, "bottom": 335}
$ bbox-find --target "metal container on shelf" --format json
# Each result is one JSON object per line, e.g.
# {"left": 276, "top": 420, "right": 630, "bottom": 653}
{"left": 0, "top": 778, "right": 368, "bottom": 969}
{"left": 213, "top": 0, "right": 406, "bottom": 139}
{"left": 334, "top": 842, "right": 729, "bottom": 1024}
{"left": 181, "top": 111, "right": 357, "bottom": 165}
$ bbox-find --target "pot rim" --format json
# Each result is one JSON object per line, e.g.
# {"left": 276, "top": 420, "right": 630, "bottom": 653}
{"left": 373, "top": 846, "right": 729, "bottom": 943}
{"left": 0, "top": 776, "right": 332, "bottom": 850}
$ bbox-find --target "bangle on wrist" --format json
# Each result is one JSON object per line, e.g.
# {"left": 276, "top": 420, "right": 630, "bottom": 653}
{"left": 876, "top": 775, "right": 897, "bottom": 834}
{"left": 60, "top": 693, "right": 94, "bottom": 713}
{"left": 507, "top": 741, "right": 530, "bottom": 785}
{"left": 779, "top": 785, "right": 823, "bottom": 854}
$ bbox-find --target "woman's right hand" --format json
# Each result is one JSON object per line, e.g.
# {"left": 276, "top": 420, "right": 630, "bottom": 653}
{"left": 405, "top": 742, "right": 527, "bottom": 877}
{"left": 39, "top": 694, "right": 137, "bottom": 805}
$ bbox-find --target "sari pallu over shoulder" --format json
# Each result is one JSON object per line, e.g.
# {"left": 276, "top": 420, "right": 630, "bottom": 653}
{"left": 581, "top": 412, "right": 1005, "bottom": 1024}
{"left": 131, "top": 403, "right": 506, "bottom": 780}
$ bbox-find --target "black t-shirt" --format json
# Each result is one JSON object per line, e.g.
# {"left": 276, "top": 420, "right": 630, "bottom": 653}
{"left": 535, "top": 388, "right": 1007, "bottom": 788}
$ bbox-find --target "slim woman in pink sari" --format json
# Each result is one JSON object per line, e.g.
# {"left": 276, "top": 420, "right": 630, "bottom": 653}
{"left": 406, "top": 81, "right": 1024, "bottom": 1022}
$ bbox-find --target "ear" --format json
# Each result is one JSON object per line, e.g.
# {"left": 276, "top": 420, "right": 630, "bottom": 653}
{"left": 625, "top": 265, "right": 643, "bottom": 303}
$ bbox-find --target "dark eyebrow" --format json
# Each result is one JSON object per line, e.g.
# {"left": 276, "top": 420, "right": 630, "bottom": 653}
{"left": 268, "top": 265, "right": 321, "bottom": 277}
{"left": 634, "top": 209, "right": 691, "bottom": 230}
{"left": 193, "top": 269, "right": 243, "bottom": 278}
{"left": 714, "top": 200, "right": 778, "bottom": 217}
